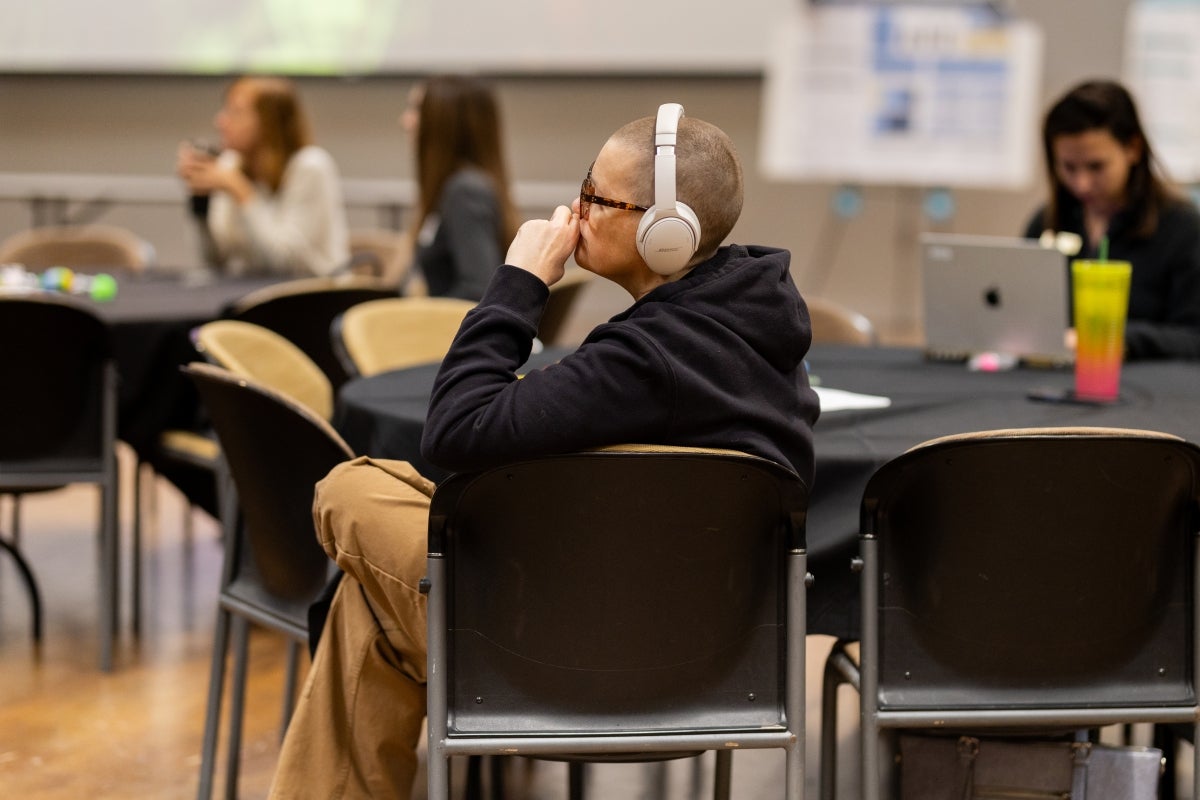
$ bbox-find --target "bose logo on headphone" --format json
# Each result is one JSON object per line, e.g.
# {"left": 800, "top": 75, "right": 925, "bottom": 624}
{"left": 636, "top": 102, "right": 702, "bottom": 276}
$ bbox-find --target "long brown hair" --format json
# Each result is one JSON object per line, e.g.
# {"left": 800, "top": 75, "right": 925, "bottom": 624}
{"left": 231, "top": 76, "right": 313, "bottom": 193}
{"left": 1040, "top": 79, "right": 1177, "bottom": 238}
{"left": 412, "top": 75, "right": 519, "bottom": 248}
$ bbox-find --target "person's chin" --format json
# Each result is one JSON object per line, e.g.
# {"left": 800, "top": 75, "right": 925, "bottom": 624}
{"left": 573, "top": 244, "right": 591, "bottom": 271}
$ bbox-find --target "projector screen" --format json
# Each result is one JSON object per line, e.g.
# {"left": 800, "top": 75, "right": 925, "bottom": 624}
{"left": 1, "top": 0, "right": 793, "bottom": 75}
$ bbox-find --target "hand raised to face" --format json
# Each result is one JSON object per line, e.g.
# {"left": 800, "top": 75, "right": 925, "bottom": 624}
{"left": 504, "top": 205, "right": 580, "bottom": 287}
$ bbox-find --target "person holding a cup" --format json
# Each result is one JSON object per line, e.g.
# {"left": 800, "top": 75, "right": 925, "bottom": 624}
{"left": 176, "top": 75, "right": 350, "bottom": 278}
{"left": 1024, "top": 79, "right": 1200, "bottom": 361}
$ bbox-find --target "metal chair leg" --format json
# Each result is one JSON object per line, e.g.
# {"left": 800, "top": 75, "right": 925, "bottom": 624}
{"left": 131, "top": 458, "right": 147, "bottom": 637}
{"left": 197, "top": 606, "right": 231, "bottom": 800}
{"left": 466, "top": 755, "right": 484, "bottom": 800}
{"left": 488, "top": 756, "right": 507, "bottom": 800}
{"left": 10, "top": 493, "right": 20, "bottom": 548}
{"left": 712, "top": 750, "right": 732, "bottom": 800}
{"left": 0, "top": 534, "right": 42, "bottom": 641}
{"left": 223, "top": 616, "right": 251, "bottom": 800}
{"left": 568, "top": 761, "right": 586, "bottom": 800}
{"left": 99, "top": 465, "right": 119, "bottom": 671}
{"left": 1155, "top": 723, "right": 1179, "bottom": 800}
{"left": 281, "top": 639, "right": 300, "bottom": 738}
{"left": 821, "top": 639, "right": 860, "bottom": 800}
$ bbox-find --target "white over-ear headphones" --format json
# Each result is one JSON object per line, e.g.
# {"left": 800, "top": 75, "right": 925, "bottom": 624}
{"left": 636, "top": 103, "right": 702, "bottom": 276}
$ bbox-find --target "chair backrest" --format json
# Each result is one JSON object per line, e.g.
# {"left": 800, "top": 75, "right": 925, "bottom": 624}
{"left": 0, "top": 224, "right": 155, "bottom": 271}
{"left": 228, "top": 276, "right": 400, "bottom": 390}
{"left": 806, "top": 295, "right": 877, "bottom": 346}
{"left": 861, "top": 426, "right": 1200, "bottom": 713}
{"left": 0, "top": 291, "right": 114, "bottom": 464}
{"left": 538, "top": 268, "right": 594, "bottom": 347}
{"left": 347, "top": 227, "right": 413, "bottom": 286}
{"left": 184, "top": 362, "right": 353, "bottom": 620}
{"left": 195, "top": 319, "right": 334, "bottom": 421}
{"left": 427, "top": 446, "right": 809, "bottom": 736}
{"left": 333, "top": 296, "right": 474, "bottom": 378}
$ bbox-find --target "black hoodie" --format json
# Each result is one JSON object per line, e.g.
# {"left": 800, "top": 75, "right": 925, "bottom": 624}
{"left": 422, "top": 244, "right": 819, "bottom": 484}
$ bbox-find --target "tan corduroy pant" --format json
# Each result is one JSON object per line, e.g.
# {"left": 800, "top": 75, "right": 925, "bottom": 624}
{"left": 269, "top": 456, "right": 436, "bottom": 800}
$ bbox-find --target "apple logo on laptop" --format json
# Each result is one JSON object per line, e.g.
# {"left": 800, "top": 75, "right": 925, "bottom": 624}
{"left": 983, "top": 286, "right": 1002, "bottom": 308}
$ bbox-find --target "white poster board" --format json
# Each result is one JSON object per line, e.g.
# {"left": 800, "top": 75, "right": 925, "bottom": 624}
{"left": 760, "top": 5, "right": 1043, "bottom": 188}
{"left": 1124, "top": 0, "right": 1200, "bottom": 182}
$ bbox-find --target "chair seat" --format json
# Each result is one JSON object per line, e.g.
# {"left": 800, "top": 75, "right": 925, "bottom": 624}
{"left": 1, "top": 459, "right": 107, "bottom": 480}
{"left": 158, "top": 428, "right": 221, "bottom": 467}
{"left": 220, "top": 583, "right": 310, "bottom": 642}
{"left": 1, "top": 485, "right": 64, "bottom": 495}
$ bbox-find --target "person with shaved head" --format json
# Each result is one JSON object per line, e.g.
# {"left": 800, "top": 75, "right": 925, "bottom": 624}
{"left": 269, "top": 104, "right": 819, "bottom": 800}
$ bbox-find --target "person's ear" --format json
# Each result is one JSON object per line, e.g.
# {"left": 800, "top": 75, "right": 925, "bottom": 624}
{"left": 1125, "top": 134, "right": 1145, "bottom": 165}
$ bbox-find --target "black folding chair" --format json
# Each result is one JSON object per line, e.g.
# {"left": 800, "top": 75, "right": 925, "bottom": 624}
{"left": 820, "top": 427, "right": 1200, "bottom": 799}
{"left": 184, "top": 362, "right": 354, "bottom": 800}
{"left": 425, "top": 445, "right": 811, "bottom": 799}
{"left": 0, "top": 291, "right": 120, "bottom": 670}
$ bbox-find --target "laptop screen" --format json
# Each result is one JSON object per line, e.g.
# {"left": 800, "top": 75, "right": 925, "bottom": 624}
{"left": 920, "top": 233, "right": 1072, "bottom": 366}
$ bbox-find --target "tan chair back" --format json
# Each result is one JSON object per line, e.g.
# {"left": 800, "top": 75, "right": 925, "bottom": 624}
{"left": 805, "top": 295, "right": 878, "bottom": 346}
{"left": 227, "top": 275, "right": 400, "bottom": 390}
{"left": 347, "top": 228, "right": 414, "bottom": 286}
{"left": 0, "top": 224, "right": 156, "bottom": 271}
{"left": 228, "top": 274, "right": 395, "bottom": 315}
{"left": 338, "top": 296, "right": 475, "bottom": 377}
{"left": 194, "top": 320, "right": 334, "bottom": 421}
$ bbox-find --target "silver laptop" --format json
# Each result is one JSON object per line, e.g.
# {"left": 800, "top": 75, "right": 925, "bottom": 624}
{"left": 920, "top": 233, "right": 1072, "bottom": 366}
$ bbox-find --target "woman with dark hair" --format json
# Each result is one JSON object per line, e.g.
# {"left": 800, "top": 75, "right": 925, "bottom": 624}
{"left": 1024, "top": 78, "right": 1200, "bottom": 359}
{"left": 176, "top": 76, "right": 349, "bottom": 277}
{"left": 402, "top": 75, "right": 520, "bottom": 299}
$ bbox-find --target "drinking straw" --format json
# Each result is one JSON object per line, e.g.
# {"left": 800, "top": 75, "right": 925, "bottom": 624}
{"left": 1098, "top": 236, "right": 1109, "bottom": 262}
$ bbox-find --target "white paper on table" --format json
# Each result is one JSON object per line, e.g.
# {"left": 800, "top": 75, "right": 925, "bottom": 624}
{"left": 814, "top": 385, "right": 892, "bottom": 412}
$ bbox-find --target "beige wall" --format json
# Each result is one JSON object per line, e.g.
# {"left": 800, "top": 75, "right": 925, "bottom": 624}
{"left": 0, "top": 0, "right": 1133, "bottom": 343}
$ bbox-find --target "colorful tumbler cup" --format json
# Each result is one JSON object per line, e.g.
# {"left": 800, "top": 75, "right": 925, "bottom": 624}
{"left": 1071, "top": 259, "right": 1131, "bottom": 402}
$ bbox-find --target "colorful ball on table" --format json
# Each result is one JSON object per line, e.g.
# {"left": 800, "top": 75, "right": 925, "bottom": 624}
{"left": 41, "top": 266, "right": 74, "bottom": 292}
{"left": 89, "top": 273, "right": 118, "bottom": 302}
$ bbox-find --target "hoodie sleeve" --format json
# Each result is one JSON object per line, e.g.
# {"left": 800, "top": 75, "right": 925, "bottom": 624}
{"left": 421, "top": 265, "right": 677, "bottom": 473}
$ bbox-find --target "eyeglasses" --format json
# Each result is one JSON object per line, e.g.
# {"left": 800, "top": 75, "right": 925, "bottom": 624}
{"left": 579, "top": 165, "right": 648, "bottom": 220}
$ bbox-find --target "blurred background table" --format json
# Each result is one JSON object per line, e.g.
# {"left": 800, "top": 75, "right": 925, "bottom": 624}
{"left": 88, "top": 270, "right": 279, "bottom": 457}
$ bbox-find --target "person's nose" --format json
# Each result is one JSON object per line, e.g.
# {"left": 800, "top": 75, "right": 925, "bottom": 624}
{"left": 570, "top": 196, "right": 583, "bottom": 218}
{"left": 1065, "top": 170, "right": 1093, "bottom": 199}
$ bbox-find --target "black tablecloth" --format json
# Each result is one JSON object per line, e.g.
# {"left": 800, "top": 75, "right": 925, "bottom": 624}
{"left": 334, "top": 343, "right": 1200, "bottom": 638}
{"left": 85, "top": 272, "right": 280, "bottom": 454}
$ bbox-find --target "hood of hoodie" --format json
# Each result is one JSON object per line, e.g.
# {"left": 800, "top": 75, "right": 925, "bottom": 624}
{"left": 614, "top": 244, "right": 810, "bottom": 373}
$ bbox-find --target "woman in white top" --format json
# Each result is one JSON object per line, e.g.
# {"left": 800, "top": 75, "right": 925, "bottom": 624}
{"left": 176, "top": 76, "right": 349, "bottom": 277}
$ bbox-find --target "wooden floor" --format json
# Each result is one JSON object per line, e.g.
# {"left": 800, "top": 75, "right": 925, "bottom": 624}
{"left": 0, "top": 449, "right": 289, "bottom": 799}
{"left": 0, "top": 446, "right": 848, "bottom": 799}
{"left": 0, "top": 445, "right": 1192, "bottom": 799}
